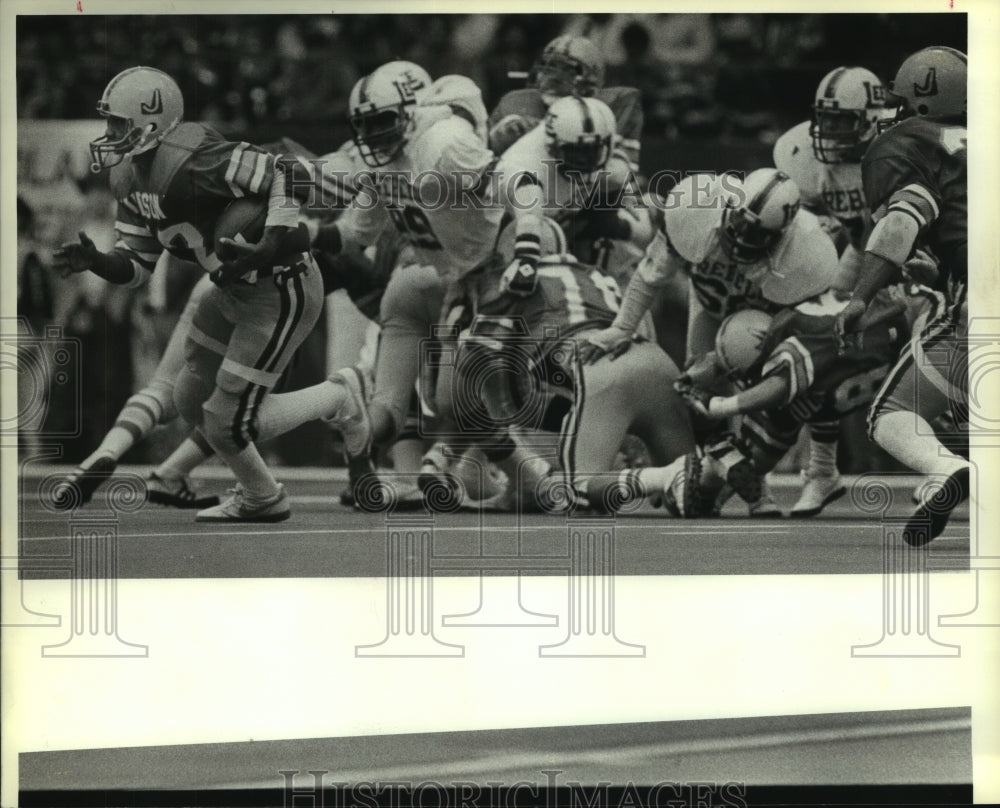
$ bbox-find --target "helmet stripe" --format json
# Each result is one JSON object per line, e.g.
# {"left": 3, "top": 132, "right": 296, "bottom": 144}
{"left": 746, "top": 171, "right": 787, "bottom": 215}
{"left": 576, "top": 97, "right": 594, "bottom": 133}
{"left": 824, "top": 66, "right": 849, "bottom": 99}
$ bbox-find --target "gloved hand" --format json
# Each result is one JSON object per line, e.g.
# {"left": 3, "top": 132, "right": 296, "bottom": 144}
{"left": 52, "top": 232, "right": 104, "bottom": 278}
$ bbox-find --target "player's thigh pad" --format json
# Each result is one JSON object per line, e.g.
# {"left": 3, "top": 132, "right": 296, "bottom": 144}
{"left": 203, "top": 266, "right": 324, "bottom": 453}
{"left": 867, "top": 296, "right": 966, "bottom": 436}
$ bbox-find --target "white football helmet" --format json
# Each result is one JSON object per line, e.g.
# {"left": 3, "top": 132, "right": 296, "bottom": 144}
{"left": 810, "top": 66, "right": 886, "bottom": 164}
{"left": 89, "top": 66, "right": 184, "bottom": 172}
{"left": 530, "top": 35, "right": 605, "bottom": 102}
{"left": 714, "top": 308, "right": 774, "bottom": 378}
{"left": 719, "top": 169, "right": 801, "bottom": 264}
{"left": 544, "top": 96, "right": 616, "bottom": 175}
{"left": 494, "top": 217, "right": 569, "bottom": 264}
{"left": 348, "top": 61, "right": 430, "bottom": 167}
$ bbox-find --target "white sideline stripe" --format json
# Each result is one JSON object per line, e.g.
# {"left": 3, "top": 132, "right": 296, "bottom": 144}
{"left": 217, "top": 717, "right": 970, "bottom": 786}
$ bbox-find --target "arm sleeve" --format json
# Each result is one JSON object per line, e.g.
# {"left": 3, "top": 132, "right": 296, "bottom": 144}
{"left": 110, "top": 198, "right": 162, "bottom": 288}
{"left": 760, "top": 338, "right": 814, "bottom": 406}
{"left": 634, "top": 226, "right": 683, "bottom": 288}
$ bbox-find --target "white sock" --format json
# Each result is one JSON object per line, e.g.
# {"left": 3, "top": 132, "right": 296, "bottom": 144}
{"left": 872, "top": 411, "right": 969, "bottom": 477}
{"left": 79, "top": 426, "right": 135, "bottom": 469}
{"left": 220, "top": 444, "right": 280, "bottom": 500}
{"left": 254, "top": 380, "right": 350, "bottom": 443}
{"left": 805, "top": 435, "right": 839, "bottom": 478}
{"left": 155, "top": 436, "right": 211, "bottom": 480}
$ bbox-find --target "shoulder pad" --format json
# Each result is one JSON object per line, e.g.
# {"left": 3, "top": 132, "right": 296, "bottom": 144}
{"left": 773, "top": 122, "right": 822, "bottom": 200}
{"left": 148, "top": 122, "right": 207, "bottom": 193}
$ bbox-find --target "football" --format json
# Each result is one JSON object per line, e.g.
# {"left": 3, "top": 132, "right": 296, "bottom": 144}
{"left": 213, "top": 197, "right": 268, "bottom": 256}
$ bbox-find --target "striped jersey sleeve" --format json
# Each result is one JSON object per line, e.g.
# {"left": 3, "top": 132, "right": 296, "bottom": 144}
{"left": 761, "top": 337, "right": 815, "bottom": 406}
{"left": 112, "top": 197, "right": 163, "bottom": 286}
{"left": 189, "top": 137, "right": 277, "bottom": 200}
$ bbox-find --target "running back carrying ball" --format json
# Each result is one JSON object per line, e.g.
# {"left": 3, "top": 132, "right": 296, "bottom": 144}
{"left": 213, "top": 197, "right": 268, "bottom": 257}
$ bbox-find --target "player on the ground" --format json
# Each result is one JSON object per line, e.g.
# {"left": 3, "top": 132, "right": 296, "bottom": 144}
{"left": 53, "top": 66, "right": 366, "bottom": 522}
{"left": 580, "top": 168, "right": 838, "bottom": 516}
{"left": 835, "top": 46, "right": 970, "bottom": 545}
{"left": 589, "top": 287, "right": 909, "bottom": 516}
{"left": 772, "top": 65, "right": 888, "bottom": 516}
{"left": 418, "top": 95, "right": 653, "bottom": 502}
{"left": 456, "top": 218, "right": 695, "bottom": 510}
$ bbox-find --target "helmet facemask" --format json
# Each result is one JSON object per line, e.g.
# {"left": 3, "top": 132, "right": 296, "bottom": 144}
{"left": 548, "top": 134, "right": 612, "bottom": 176}
{"left": 531, "top": 52, "right": 600, "bottom": 102}
{"left": 89, "top": 113, "right": 148, "bottom": 172}
{"left": 809, "top": 107, "right": 874, "bottom": 164}
{"left": 718, "top": 205, "right": 783, "bottom": 265}
{"left": 350, "top": 106, "right": 410, "bottom": 168}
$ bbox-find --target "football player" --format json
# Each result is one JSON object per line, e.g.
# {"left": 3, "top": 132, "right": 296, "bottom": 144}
{"left": 54, "top": 66, "right": 366, "bottom": 522}
{"left": 307, "top": 62, "right": 519, "bottom": 501}
{"left": 457, "top": 218, "right": 695, "bottom": 509}
{"left": 772, "top": 66, "right": 888, "bottom": 516}
{"left": 494, "top": 95, "right": 647, "bottom": 298}
{"left": 589, "top": 288, "right": 909, "bottom": 516}
{"left": 489, "top": 35, "right": 641, "bottom": 161}
{"left": 835, "top": 46, "right": 970, "bottom": 545}
{"left": 580, "top": 167, "right": 838, "bottom": 516}
{"left": 488, "top": 34, "right": 644, "bottom": 267}
{"left": 50, "top": 259, "right": 219, "bottom": 510}
{"left": 418, "top": 95, "right": 653, "bottom": 502}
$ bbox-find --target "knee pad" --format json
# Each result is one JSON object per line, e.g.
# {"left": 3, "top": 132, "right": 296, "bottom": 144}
{"left": 379, "top": 265, "right": 442, "bottom": 326}
{"left": 173, "top": 366, "right": 213, "bottom": 427}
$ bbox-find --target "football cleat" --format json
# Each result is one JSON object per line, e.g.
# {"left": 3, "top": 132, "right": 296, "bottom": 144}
{"left": 417, "top": 442, "right": 463, "bottom": 512}
{"left": 747, "top": 490, "right": 783, "bottom": 519}
{"left": 50, "top": 456, "right": 118, "bottom": 510}
{"left": 789, "top": 472, "right": 846, "bottom": 518}
{"left": 146, "top": 472, "right": 220, "bottom": 509}
{"left": 327, "top": 367, "right": 375, "bottom": 504}
{"left": 195, "top": 484, "right": 290, "bottom": 523}
{"left": 902, "top": 466, "right": 970, "bottom": 546}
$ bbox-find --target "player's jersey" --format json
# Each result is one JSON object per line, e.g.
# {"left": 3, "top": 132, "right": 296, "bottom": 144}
{"left": 773, "top": 121, "right": 870, "bottom": 245}
{"left": 638, "top": 174, "right": 838, "bottom": 319}
{"left": 469, "top": 256, "right": 623, "bottom": 394}
{"left": 495, "top": 123, "right": 633, "bottom": 230}
{"left": 339, "top": 106, "right": 503, "bottom": 284}
{"left": 110, "top": 123, "right": 326, "bottom": 280}
{"left": 488, "top": 86, "right": 643, "bottom": 169}
{"left": 756, "top": 290, "right": 907, "bottom": 423}
{"left": 862, "top": 116, "right": 967, "bottom": 288}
